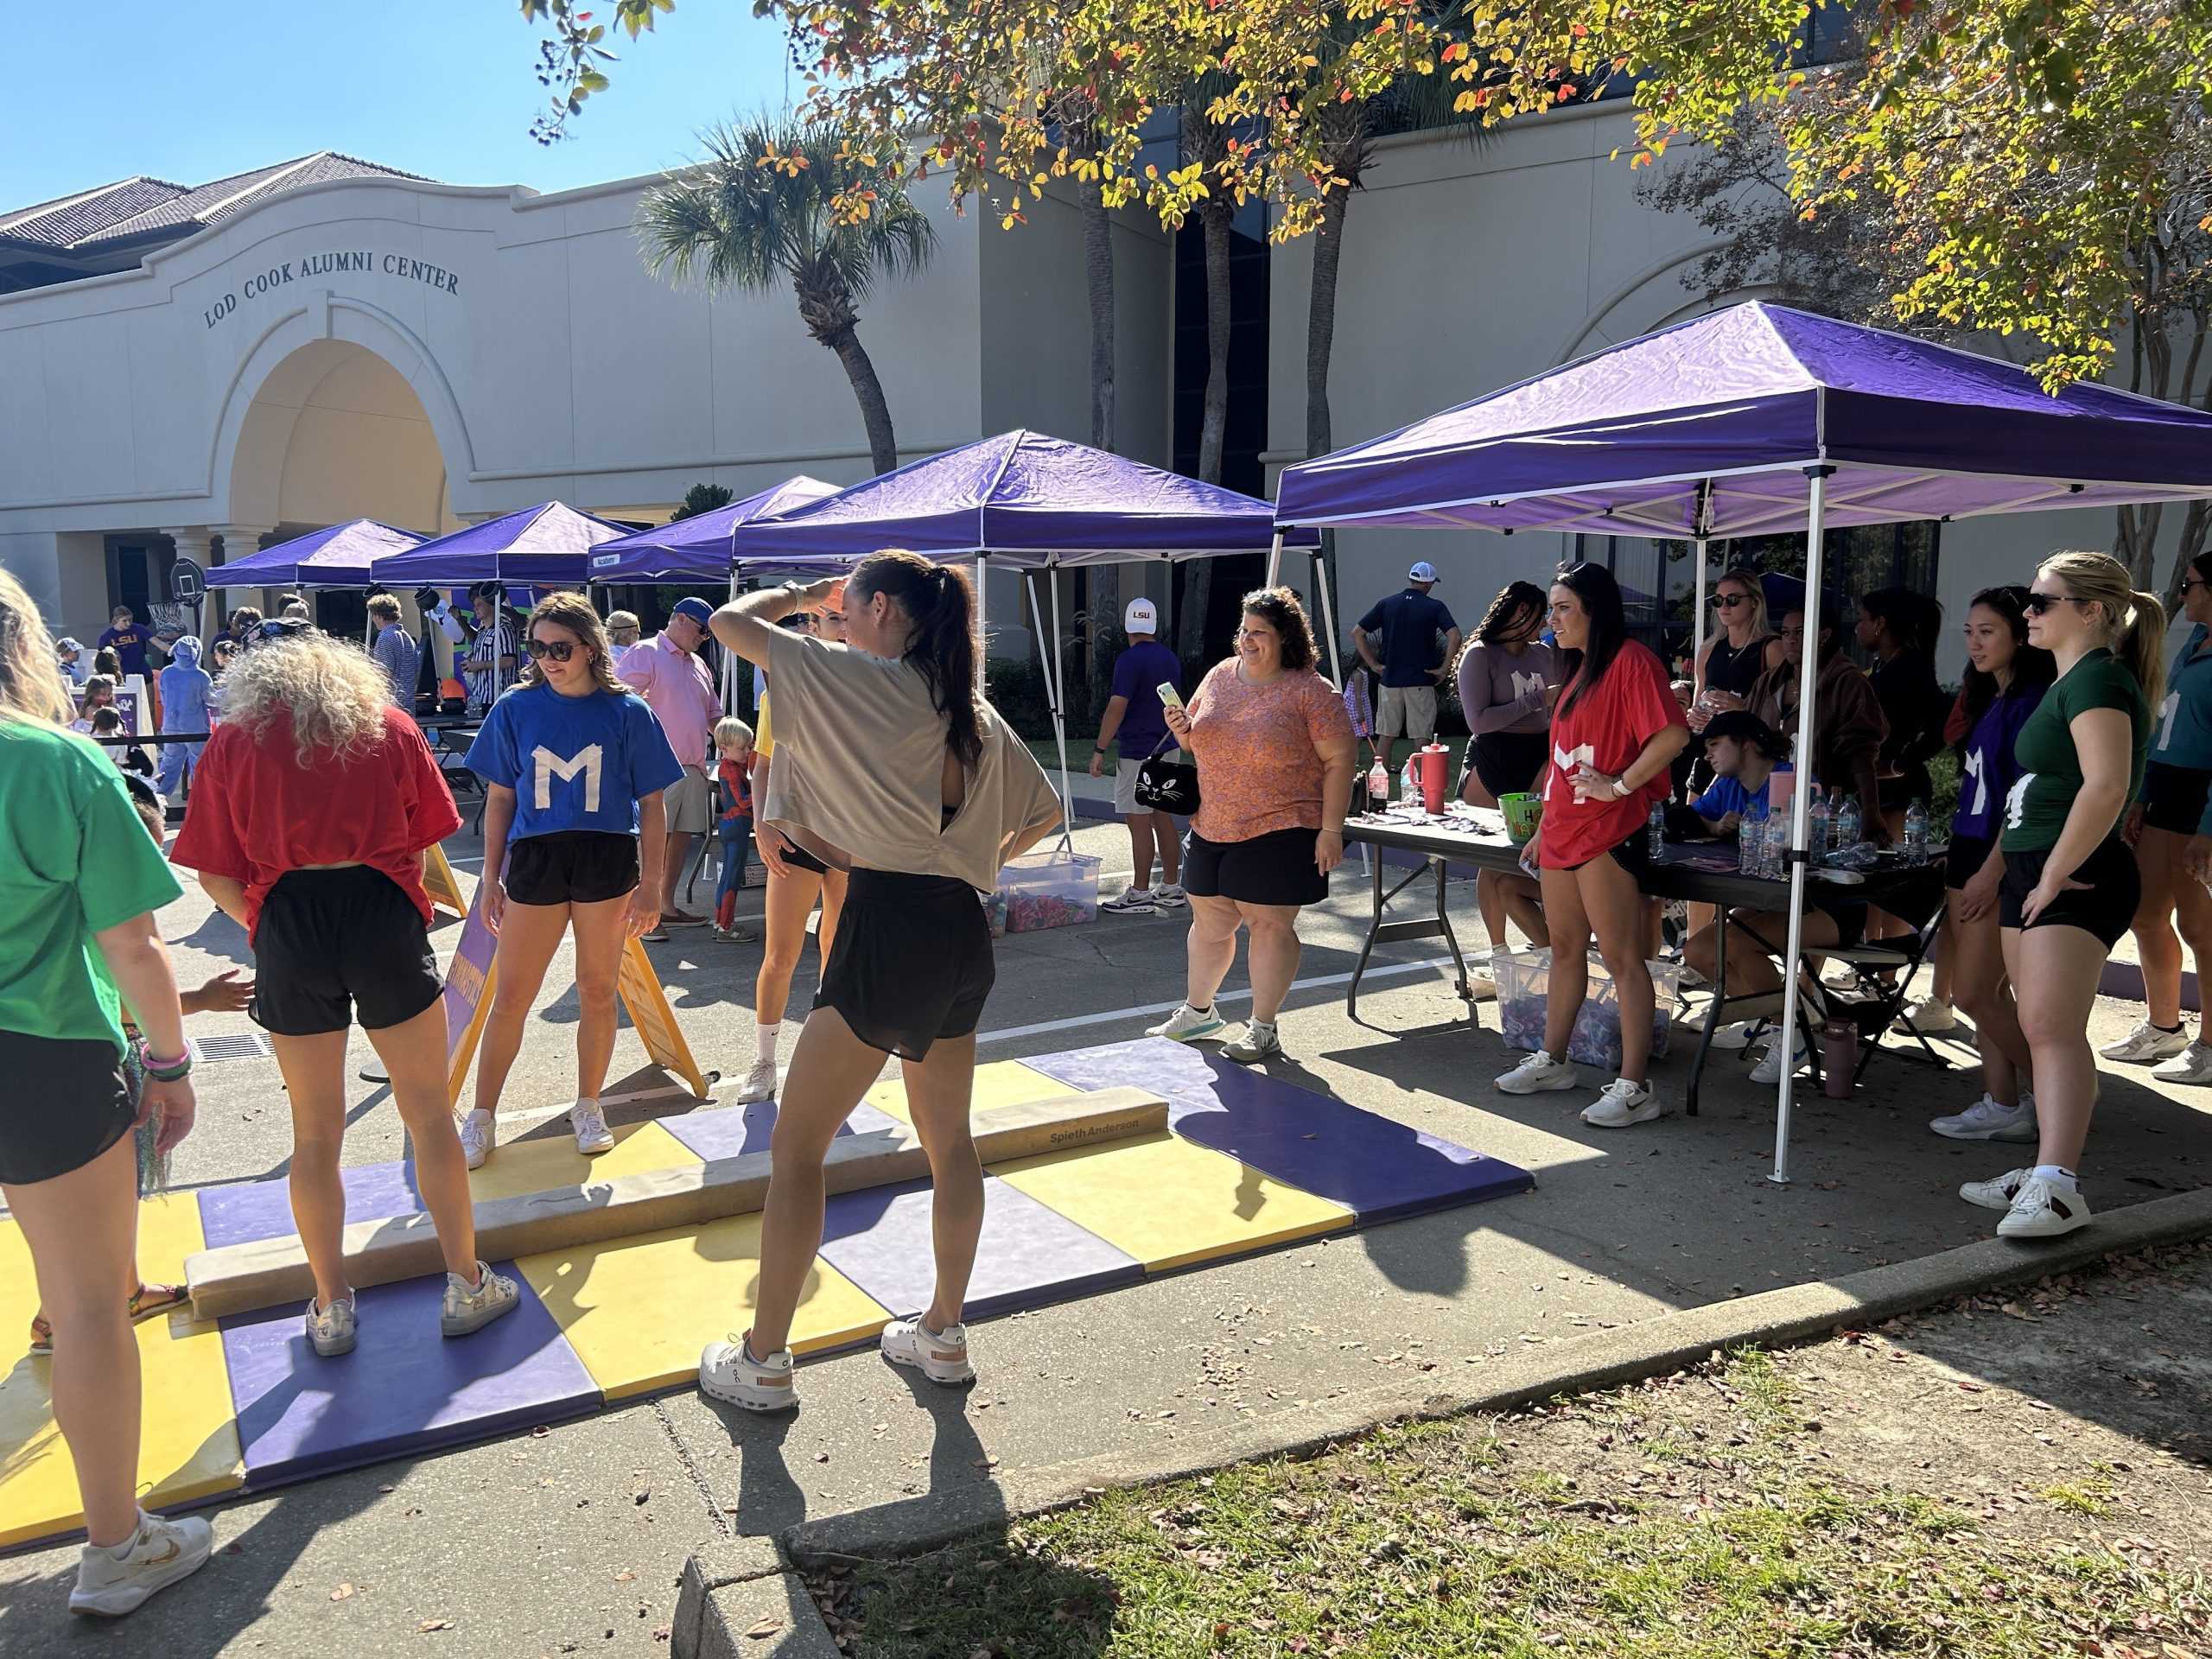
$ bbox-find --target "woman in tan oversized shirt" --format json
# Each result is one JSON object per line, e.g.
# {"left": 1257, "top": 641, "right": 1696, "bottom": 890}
{"left": 699, "top": 552, "right": 1063, "bottom": 1413}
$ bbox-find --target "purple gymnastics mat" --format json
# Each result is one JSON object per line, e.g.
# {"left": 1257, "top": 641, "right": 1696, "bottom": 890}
{"left": 659, "top": 1097, "right": 905, "bottom": 1160}
{"left": 820, "top": 1175, "right": 1142, "bottom": 1322}
{"left": 1022, "top": 1039, "right": 1535, "bottom": 1223}
{"left": 220, "top": 1265, "right": 601, "bottom": 1484}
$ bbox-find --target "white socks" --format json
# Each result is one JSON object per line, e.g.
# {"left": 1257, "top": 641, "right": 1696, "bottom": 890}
{"left": 2030, "top": 1164, "right": 2079, "bottom": 1192}
{"left": 756, "top": 1024, "right": 779, "bottom": 1067}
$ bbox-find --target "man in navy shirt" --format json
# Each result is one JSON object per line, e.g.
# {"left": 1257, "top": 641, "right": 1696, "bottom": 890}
{"left": 1090, "top": 597, "right": 1186, "bottom": 914}
{"left": 1355, "top": 561, "right": 1461, "bottom": 783}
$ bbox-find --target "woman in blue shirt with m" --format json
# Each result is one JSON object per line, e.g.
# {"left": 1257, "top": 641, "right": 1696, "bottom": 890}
{"left": 461, "top": 593, "right": 684, "bottom": 1165}
{"left": 2111, "top": 551, "right": 2212, "bottom": 1083}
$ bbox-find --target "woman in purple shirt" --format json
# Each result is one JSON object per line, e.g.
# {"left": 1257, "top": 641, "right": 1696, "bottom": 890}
{"left": 1927, "top": 585, "right": 2053, "bottom": 1147}
{"left": 1455, "top": 581, "right": 1557, "bottom": 966}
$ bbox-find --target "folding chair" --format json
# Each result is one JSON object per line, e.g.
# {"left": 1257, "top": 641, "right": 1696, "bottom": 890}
{"left": 1802, "top": 895, "right": 1953, "bottom": 1086}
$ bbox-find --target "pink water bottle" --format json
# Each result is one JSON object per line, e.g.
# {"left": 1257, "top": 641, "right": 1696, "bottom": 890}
{"left": 1418, "top": 742, "right": 1448, "bottom": 813}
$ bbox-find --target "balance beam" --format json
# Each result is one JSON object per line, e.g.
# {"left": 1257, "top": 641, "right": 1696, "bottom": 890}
{"left": 185, "top": 1087, "right": 1167, "bottom": 1320}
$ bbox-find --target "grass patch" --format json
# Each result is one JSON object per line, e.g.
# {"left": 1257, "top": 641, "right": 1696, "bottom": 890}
{"left": 2040, "top": 1478, "right": 2117, "bottom": 1516}
{"left": 808, "top": 1362, "right": 2206, "bottom": 1658}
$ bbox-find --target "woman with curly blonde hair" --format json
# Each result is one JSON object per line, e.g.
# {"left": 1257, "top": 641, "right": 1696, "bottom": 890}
{"left": 170, "top": 621, "right": 518, "bottom": 1357}
{"left": 1, "top": 572, "right": 218, "bottom": 1615}
{"left": 460, "top": 592, "right": 683, "bottom": 1165}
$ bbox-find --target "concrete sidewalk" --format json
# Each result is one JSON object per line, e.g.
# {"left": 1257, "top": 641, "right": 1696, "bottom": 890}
{"left": 6, "top": 822, "right": 2210, "bottom": 1656}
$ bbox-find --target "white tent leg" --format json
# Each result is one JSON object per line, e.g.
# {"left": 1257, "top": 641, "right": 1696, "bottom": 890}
{"left": 1692, "top": 537, "right": 1709, "bottom": 668}
{"left": 1264, "top": 531, "right": 1283, "bottom": 588}
{"left": 1770, "top": 465, "right": 1834, "bottom": 1187}
{"left": 721, "top": 569, "right": 741, "bottom": 713}
{"left": 1027, "top": 570, "right": 1074, "bottom": 845}
{"left": 1312, "top": 548, "right": 1344, "bottom": 689}
{"left": 974, "top": 555, "right": 988, "bottom": 696}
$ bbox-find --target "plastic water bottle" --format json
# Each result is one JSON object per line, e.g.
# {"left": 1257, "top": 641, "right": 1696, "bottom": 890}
{"left": 1739, "top": 804, "right": 1766, "bottom": 875}
{"left": 1368, "top": 757, "right": 1389, "bottom": 811}
{"left": 1647, "top": 801, "right": 1667, "bottom": 861}
{"left": 1760, "top": 804, "right": 1796, "bottom": 885}
{"left": 1808, "top": 790, "right": 1830, "bottom": 867}
{"left": 1904, "top": 798, "right": 1929, "bottom": 867}
{"left": 1833, "top": 789, "right": 1860, "bottom": 854}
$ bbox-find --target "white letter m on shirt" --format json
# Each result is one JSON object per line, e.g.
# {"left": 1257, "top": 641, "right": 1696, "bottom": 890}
{"left": 532, "top": 744, "right": 603, "bottom": 814}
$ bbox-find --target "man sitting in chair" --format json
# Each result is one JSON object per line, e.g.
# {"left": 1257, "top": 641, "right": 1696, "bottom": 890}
{"left": 1680, "top": 711, "right": 1869, "bottom": 1087}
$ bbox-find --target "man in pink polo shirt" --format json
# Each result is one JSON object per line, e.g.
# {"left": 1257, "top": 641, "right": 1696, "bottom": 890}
{"left": 619, "top": 596, "right": 723, "bottom": 931}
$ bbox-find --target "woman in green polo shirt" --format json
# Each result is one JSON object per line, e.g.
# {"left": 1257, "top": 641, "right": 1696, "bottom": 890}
{"left": 1967, "top": 551, "right": 2165, "bottom": 1243}
{"left": 0, "top": 571, "right": 216, "bottom": 1618}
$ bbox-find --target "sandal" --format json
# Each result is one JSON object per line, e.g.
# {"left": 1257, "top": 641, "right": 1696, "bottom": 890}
{"left": 29, "top": 1284, "right": 188, "bottom": 1355}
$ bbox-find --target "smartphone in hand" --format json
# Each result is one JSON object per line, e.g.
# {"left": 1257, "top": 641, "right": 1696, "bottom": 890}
{"left": 1156, "top": 683, "right": 1185, "bottom": 710}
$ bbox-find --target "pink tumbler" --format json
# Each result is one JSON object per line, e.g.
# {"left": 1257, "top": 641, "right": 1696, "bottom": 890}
{"left": 1418, "top": 743, "right": 1448, "bottom": 813}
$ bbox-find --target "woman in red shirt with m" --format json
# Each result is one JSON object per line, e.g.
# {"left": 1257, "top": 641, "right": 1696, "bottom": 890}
{"left": 1495, "top": 563, "right": 1689, "bottom": 1128}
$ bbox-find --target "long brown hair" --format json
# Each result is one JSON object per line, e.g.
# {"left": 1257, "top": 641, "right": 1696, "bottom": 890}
{"left": 2038, "top": 550, "right": 2168, "bottom": 707}
{"left": 519, "top": 591, "right": 624, "bottom": 695}
{"left": 0, "top": 569, "right": 78, "bottom": 727}
{"left": 848, "top": 550, "right": 982, "bottom": 768}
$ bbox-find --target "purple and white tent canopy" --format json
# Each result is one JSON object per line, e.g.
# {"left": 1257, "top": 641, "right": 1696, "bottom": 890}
{"left": 369, "top": 500, "right": 631, "bottom": 588}
{"left": 586, "top": 476, "right": 842, "bottom": 583}
{"left": 1274, "top": 302, "right": 2212, "bottom": 537}
{"left": 729, "top": 430, "right": 1319, "bottom": 566}
{"left": 213, "top": 518, "right": 426, "bottom": 588}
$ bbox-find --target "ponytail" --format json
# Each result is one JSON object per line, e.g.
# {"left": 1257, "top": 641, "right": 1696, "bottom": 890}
{"left": 848, "top": 550, "right": 983, "bottom": 770}
{"left": 2122, "top": 589, "right": 2168, "bottom": 709}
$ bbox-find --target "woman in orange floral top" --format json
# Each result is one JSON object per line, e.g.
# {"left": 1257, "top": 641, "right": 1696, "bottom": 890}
{"left": 1148, "top": 588, "right": 1357, "bottom": 1064}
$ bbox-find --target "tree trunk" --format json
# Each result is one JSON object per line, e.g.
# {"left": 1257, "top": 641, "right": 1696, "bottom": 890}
{"left": 1197, "top": 199, "right": 1235, "bottom": 485}
{"left": 1306, "top": 185, "right": 1352, "bottom": 657}
{"left": 826, "top": 325, "right": 900, "bottom": 477}
{"left": 1084, "top": 188, "right": 1116, "bottom": 454}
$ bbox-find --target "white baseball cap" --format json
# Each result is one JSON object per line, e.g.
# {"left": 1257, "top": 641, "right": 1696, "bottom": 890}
{"left": 1124, "top": 597, "right": 1159, "bottom": 633}
{"left": 1408, "top": 561, "right": 1440, "bottom": 583}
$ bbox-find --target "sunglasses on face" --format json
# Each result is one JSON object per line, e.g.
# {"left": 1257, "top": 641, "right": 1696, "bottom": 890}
{"left": 2181, "top": 578, "right": 2211, "bottom": 595}
{"left": 1710, "top": 593, "right": 1750, "bottom": 608}
{"left": 526, "top": 638, "right": 578, "bottom": 662}
{"left": 2022, "top": 592, "right": 2089, "bottom": 616}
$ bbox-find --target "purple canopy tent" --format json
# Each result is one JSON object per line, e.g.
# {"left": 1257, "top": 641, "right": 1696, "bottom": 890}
{"left": 732, "top": 430, "right": 1319, "bottom": 823}
{"left": 1275, "top": 301, "right": 2212, "bottom": 1183}
{"left": 212, "top": 518, "right": 427, "bottom": 589}
{"left": 369, "top": 500, "right": 632, "bottom": 702}
{"left": 584, "top": 476, "right": 842, "bottom": 583}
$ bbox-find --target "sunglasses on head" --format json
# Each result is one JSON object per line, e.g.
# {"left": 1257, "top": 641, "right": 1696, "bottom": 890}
{"left": 2022, "top": 592, "right": 2089, "bottom": 616}
{"left": 525, "top": 638, "right": 578, "bottom": 662}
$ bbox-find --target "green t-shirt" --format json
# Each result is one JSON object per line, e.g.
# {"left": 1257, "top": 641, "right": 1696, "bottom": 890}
{"left": 0, "top": 721, "right": 185, "bottom": 1055}
{"left": 2000, "top": 648, "right": 2148, "bottom": 853}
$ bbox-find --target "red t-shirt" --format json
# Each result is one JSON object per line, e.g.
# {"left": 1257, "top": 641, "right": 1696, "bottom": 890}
{"left": 1540, "top": 640, "right": 1687, "bottom": 869}
{"left": 169, "top": 706, "right": 461, "bottom": 941}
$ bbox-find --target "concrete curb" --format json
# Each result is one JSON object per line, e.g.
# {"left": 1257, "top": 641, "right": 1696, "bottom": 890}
{"left": 775, "top": 1184, "right": 2212, "bottom": 1570}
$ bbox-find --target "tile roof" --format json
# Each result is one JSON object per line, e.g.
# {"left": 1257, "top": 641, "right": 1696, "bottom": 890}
{"left": 0, "top": 154, "right": 431, "bottom": 254}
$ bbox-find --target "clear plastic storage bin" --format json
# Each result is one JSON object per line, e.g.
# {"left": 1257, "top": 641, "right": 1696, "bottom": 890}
{"left": 995, "top": 851, "right": 1102, "bottom": 932}
{"left": 1496, "top": 947, "right": 1681, "bottom": 1071}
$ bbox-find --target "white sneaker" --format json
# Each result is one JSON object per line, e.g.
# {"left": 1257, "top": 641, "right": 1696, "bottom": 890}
{"left": 733, "top": 1058, "right": 779, "bottom": 1104}
{"left": 1929, "top": 1093, "right": 2037, "bottom": 1142}
{"left": 569, "top": 1100, "right": 615, "bottom": 1155}
{"left": 1224, "top": 1020, "right": 1281, "bottom": 1064}
{"left": 1996, "top": 1176, "right": 2092, "bottom": 1238}
{"left": 1496, "top": 1050, "right": 1578, "bottom": 1094}
{"left": 1959, "top": 1167, "right": 2032, "bottom": 1211}
{"left": 2100, "top": 1020, "right": 2190, "bottom": 1064}
{"left": 1821, "top": 958, "right": 1860, "bottom": 989}
{"left": 1708, "top": 1020, "right": 1762, "bottom": 1052}
{"left": 1905, "top": 998, "right": 1955, "bottom": 1033}
{"left": 1153, "top": 884, "right": 1189, "bottom": 909}
{"left": 304, "top": 1291, "right": 358, "bottom": 1357}
{"left": 700, "top": 1332, "right": 796, "bottom": 1411}
{"left": 440, "top": 1261, "right": 519, "bottom": 1338}
{"left": 2151, "top": 1040, "right": 2212, "bottom": 1084}
{"left": 68, "top": 1511, "right": 215, "bottom": 1617}
{"left": 1147, "top": 1002, "right": 1229, "bottom": 1043}
{"left": 880, "top": 1317, "right": 975, "bottom": 1384}
{"left": 1100, "top": 887, "right": 1158, "bottom": 915}
{"left": 1581, "top": 1078, "right": 1663, "bottom": 1128}
{"left": 456, "top": 1109, "right": 495, "bottom": 1171}
{"left": 1749, "top": 1033, "right": 1808, "bottom": 1085}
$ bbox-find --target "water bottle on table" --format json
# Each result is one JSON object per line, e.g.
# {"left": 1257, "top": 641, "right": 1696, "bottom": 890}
{"left": 1808, "top": 789, "right": 1830, "bottom": 866}
{"left": 1647, "top": 801, "right": 1666, "bottom": 861}
{"left": 1833, "top": 789, "right": 1860, "bottom": 854}
{"left": 1904, "top": 798, "right": 1929, "bottom": 867}
{"left": 1763, "top": 804, "right": 1789, "bottom": 879}
{"left": 1739, "top": 804, "right": 1766, "bottom": 876}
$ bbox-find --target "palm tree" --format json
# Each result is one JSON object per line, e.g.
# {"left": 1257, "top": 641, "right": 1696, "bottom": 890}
{"left": 639, "top": 117, "right": 935, "bottom": 477}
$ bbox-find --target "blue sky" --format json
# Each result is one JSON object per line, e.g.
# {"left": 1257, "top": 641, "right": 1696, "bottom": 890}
{"left": 4, "top": 3, "right": 794, "bottom": 208}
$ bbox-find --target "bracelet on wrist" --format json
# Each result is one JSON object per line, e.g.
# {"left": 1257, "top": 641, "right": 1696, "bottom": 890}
{"left": 142, "top": 1042, "right": 194, "bottom": 1083}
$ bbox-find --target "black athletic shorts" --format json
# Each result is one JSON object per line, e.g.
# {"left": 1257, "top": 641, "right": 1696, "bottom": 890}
{"left": 1471, "top": 731, "right": 1549, "bottom": 801}
{"left": 251, "top": 867, "right": 444, "bottom": 1036}
{"left": 2139, "top": 762, "right": 2212, "bottom": 836}
{"left": 1182, "top": 826, "right": 1329, "bottom": 907}
{"left": 0, "top": 1030, "right": 137, "bottom": 1186}
{"left": 1999, "top": 835, "right": 2139, "bottom": 946}
{"left": 817, "top": 869, "right": 995, "bottom": 1060}
{"left": 1946, "top": 831, "right": 1996, "bottom": 893}
{"left": 779, "top": 841, "right": 831, "bottom": 877}
{"left": 1560, "top": 830, "right": 1650, "bottom": 880}
{"left": 505, "top": 830, "right": 640, "bottom": 906}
